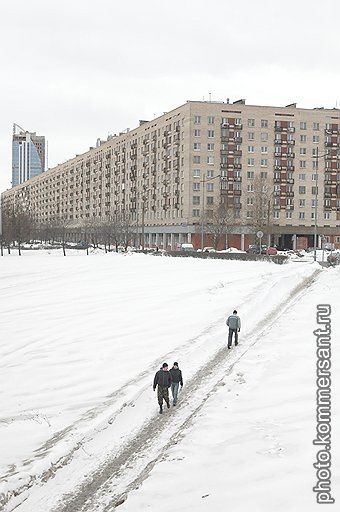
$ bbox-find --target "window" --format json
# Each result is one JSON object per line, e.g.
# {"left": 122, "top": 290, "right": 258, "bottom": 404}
{"left": 194, "top": 116, "right": 201, "bottom": 124}
{"left": 193, "top": 182, "right": 200, "bottom": 191}
{"left": 261, "top": 171, "right": 268, "bottom": 179}
{"left": 247, "top": 158, "right": 255, "bottom": 166}
{"left": 299, "top": 161, "right": 306, "bottom": 168}
{"left": 206, "top": 196, "right": 214, "bottom": 205}
{"left": 235, "top": 118, "right": 242, "bottom": 126}
{"left": 261, "top": 146, "right": 268, "bottom": 154}
{"left": 207, "top": 143, "right": 214, "bottom": 151}
{"left": 247, "top": 183, "right": 254, "bottom": 192}
{"left": 193, "top": 196, "right": 200, "bottom": 205}
{"left": 313, "top": 122, "right": 319, "bottom": 130}
{"left": 247, "top": 171, "right": 254, "bottom": 178}
{"left": 311, "top": 186, "right": 318, "bottom": 195}
{"left": 193, "top": 143, "right": 201, "bottom": 151}
{"left": 248, "top": 118, "right": 255, "bottom": 127}
{"left": 247, "top": 197, "right": 254, "bottom": 205}
{"left": 207, "top": 183, "right": 214, "bottom": 192}
{"left": 194, "top": 129, "right": 201, "bottom": 137}
{"left": 299, "top": 199, "right": 305, "bottom": 207}
{"left": 286, "top": 211, "right": 292, "bottom": 219}
{"left": 193, "top": 156, "right": 201, "bottom": 164}
{"left": 300, "top": 134, "right": 307, "bottom": 142}
{"left": 300, "top": 121, "right": 307, "bottom": 130}
{"left": 312, "top": 148, "right": 318, "bottom": 156}
{"left": 193, "top": 169, "right": 200, "bottom": 177}
{"left": 324, "top": 212, "right": 330, "bottom": 220}
{"left": 313, "top": 135, "right": 320, "bottom": 143}
{"left": 260, "top": 159, "right": 268, "bottom": 167}
{"left": 208, "top": 130, "right": 215, "bottom": 138}
{"left": 248, "top": 145, "right": 255, "bottom": 153}
{"left": 193, "top": 209, "right": 200, "bottom": 217}
{"left": 207, "top": 169, "right": 214, "bottom": 178}
{"left": 207, "top": 156, "right": 214, "bottom": 164}
{"left": 208, "top": 116, "right": 214, "bottom": 125}
{"left": 299, "top": 212, "right": 305, "bottom": 219}
{"left": 300, "top": 148, "right": 307, "bottom": 155}
{"left": 273, "top": 211, "right": 280, "bottom": 219}
{"left": 312, "top": 174, "right": 317, "bottom": 181}
{"left": 246, "top": 210, "right": 253, "bottom": 218}
{"left": 261, "top": 119, "right": 268, "bottom": 128}
{"left": 248, "top": 132, "right": 255, "bottom": 140}
{"left": 260, "top": 132, "right": 268, "bottom": 141}
{"left": 312, "top": 160, "right": 318, "bottom": 169}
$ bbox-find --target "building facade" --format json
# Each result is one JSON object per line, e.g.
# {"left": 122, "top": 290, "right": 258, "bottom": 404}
{"left": 2, "top": 101, "right": 340, "bottom": 250}
{"left": 12, "top": 124, "right": 46, "bottom": 187}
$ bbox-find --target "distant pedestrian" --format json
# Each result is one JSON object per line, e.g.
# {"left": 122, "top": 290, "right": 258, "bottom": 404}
{"left": 226, "top": 309, "right": 241, "bottom": 349}
{"left": 169, "top": 362, "right": 183, "bottom": 406}
{"left": 153, "top": 363, "right": 172, "bottom": 414}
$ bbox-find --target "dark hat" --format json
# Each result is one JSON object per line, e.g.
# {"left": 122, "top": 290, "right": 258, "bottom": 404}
{"left": 162, "top": 362, "right": 168, "bottom": 368}
{"left": 173, "top": 362, "right": 179, "bottom": 366}
{"left": 233, "top": 310, "right": 237, "bottom": 314}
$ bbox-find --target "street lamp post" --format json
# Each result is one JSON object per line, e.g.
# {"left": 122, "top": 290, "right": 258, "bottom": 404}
{"left": 312, "top": 148, "right": 328, "bottom": 262}
{"left": 200, "top": 174, "right": 221, "bottom": 250}
{"left": 201, "top": 174, "right": 205, "bottom": 250}
{"left": 313, "top": 147, "right": 319, "bottom": 262}
{"left": 141, "top": 200, "right": 145, "bottom": 250}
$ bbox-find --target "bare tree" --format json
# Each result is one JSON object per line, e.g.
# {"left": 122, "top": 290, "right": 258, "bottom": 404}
{"left": 1, "top": 200, "right": 32, "bottom": 255}
{"left": 247, "top": 176, "right": 274, "bottom": 244}
{"left": 205, "top": 202, "right": 235, "bottom": 250}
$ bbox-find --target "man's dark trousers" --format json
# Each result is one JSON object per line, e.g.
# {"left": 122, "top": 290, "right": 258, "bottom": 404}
{"left": 228, "top": 328, "right": 238, "bottom": 348}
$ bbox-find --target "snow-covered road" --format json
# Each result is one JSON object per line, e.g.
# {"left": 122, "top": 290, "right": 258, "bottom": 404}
{"left": 1, "top": 251, "right": 338, "bottom": 511}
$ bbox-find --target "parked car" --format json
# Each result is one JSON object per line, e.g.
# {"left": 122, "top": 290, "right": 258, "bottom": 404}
{"left": 178, "top": 243, "right": 194, "bottom": 252}
{"left": 246, "top": 244, "right": 267, "bottom": 255}
{"left": 266, "top": 246, "right": 278, "bottom": 255}
{"left": 203, "top": 247, "right": 216, "bottom": 252}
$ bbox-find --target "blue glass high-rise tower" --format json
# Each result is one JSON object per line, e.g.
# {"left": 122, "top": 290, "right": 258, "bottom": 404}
{"left": 12, "top": 124, "right": 46, "bottom": 187}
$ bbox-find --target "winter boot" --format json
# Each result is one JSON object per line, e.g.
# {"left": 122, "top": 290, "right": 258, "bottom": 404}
{"left": 159, "top": 405, "right": 163, "bottom": 414}
{"left": 166, "top": 401, "right": 170, "bottom": 409}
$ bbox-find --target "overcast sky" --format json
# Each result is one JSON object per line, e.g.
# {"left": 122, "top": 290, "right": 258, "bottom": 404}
{"left": 1, "top": 0, "right": 339, "bottom": 192}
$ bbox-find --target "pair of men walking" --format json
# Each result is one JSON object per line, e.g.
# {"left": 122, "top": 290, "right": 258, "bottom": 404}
{"left": 153, "top": 362, "right": 183, "bottom": 414}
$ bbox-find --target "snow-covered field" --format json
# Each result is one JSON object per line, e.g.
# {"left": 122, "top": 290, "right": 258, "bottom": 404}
{"left": 0, "top": 250, "right": 339, "bottom": 511}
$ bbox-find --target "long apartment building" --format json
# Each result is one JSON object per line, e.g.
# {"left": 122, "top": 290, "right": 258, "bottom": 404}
{"left": 1, "top": 100, "right": 340, "bottom": 250}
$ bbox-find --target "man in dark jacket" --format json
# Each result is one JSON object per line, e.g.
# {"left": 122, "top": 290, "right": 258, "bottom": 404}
{"left": 169, "top": 362, "right": 183, "bottom": 406}
{"left": 226, "top": 309, "right": 241, "bottom": 349}
{"left": 153, "top": 363, "right": 172, "bottom": 414}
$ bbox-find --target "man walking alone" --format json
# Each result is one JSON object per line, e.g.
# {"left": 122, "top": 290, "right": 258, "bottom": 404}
{"left": 153, "top": 363, "right": 172, "bottom": 414}
{"left": 226, "top": 309, "right": 241, "bottom": 349}
{"left": 169, "top": 362, "right": 183, "bottom": 406}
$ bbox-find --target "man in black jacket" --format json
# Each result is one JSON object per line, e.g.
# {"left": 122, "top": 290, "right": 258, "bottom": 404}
{"left": 169, "top": 362, "right": 183, "bottom": 406}
{"left": 153, "top": 363, "right": 172, "bottom": 414}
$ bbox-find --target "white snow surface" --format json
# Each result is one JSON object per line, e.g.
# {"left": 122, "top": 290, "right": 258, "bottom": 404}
{"left": 0, "top": 250, "right": 339, "bottom": 511}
